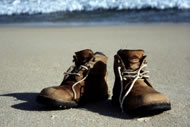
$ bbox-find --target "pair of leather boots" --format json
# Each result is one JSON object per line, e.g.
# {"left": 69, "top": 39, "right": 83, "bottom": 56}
{"left": 36, "top": 49, "right": 171, "bottom": 115}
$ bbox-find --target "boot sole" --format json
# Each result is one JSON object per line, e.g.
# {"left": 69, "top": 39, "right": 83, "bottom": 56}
{"left": 124, "top": 103, "right": 171, "bottom": 116}
{"left": 36, "top": 95, "right": 78, "bottom": 109}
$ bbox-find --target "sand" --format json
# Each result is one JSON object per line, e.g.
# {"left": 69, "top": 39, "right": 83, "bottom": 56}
{"left": 0, "top": 25, "right": 190, "bottom": 127}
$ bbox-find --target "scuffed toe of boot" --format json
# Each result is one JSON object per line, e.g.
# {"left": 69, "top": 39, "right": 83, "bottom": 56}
{"left": 123, "top": 103, "right": 171, "bottom": 117}
{"left": 142, "top": 93, "right": 171, "bottom": 112}
{"left": 36, "top": 87, "right": 78, "bottom": 109}
{"left": 124, "top": 92, "right": 171, "bottom": 116}
{"left": 36, "top": 95, "right": 78, "bottom": 109}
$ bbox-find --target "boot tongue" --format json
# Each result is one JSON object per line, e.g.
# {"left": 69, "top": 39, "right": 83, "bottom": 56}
{"left": 74, "top": 49, "right": 94, "bottom": 66}
{"left": 118, "top": 49, "right": 144, "bottom": 70}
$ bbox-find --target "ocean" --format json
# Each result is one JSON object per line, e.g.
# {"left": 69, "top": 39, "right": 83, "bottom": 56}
{"left": 0, "top": 0, "right": 190, "bottom": 26}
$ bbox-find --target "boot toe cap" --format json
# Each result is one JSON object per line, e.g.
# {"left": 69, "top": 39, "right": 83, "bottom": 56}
{"left": 142, "top": 92, "right": 170, "bottom": 105}
{"left": 36, "top": 87, "right": 78, "bottom": 108}
{"left": 39, "top": 87, "right": 56, "bottom": 97}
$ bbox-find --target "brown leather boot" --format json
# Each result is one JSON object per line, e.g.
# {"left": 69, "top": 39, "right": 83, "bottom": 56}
{"left": 37, "top": 49, "right": 109, "bottom": 108}
{"left": 112, "top": 49, "right": 171, "bottom": 115}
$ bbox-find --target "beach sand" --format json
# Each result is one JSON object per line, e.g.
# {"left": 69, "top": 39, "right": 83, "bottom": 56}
{"left": 0, "top": 25, "right": 190, "bottom": 127}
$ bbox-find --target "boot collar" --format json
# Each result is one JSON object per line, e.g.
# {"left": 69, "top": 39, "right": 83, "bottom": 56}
{"left": 73, "top": 49, "right": 94, "bottom": 67}
{"left": 118, "top": 49, "right": 144, "bottom": 71}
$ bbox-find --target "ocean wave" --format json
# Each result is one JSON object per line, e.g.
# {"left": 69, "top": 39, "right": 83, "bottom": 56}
{"left": 0, "top": 0, "right": 190, "bottom": 15}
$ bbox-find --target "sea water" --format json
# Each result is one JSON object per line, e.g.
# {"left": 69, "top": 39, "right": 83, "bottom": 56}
{"left": 0, "top": 0, "right": 190, "bottom": 25}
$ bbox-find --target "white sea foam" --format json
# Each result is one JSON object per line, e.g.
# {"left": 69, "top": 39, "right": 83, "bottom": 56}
{"left": 0, "top": 0, "right": 190, "bottom": 15}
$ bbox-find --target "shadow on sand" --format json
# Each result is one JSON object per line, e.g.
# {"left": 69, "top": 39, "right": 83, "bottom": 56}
{"left": 0, "top": 92, "right": 134, "bottom": 119}
{"left": 0, "top": 92, "right": 47, "bottom": 111}
{"left": 1, "top": 92, "right": 164, "bottom": 119}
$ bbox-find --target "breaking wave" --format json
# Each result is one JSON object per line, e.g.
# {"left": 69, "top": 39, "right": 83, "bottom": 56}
{"left": 0, "top": 0, "right": 190, "bottom": 15}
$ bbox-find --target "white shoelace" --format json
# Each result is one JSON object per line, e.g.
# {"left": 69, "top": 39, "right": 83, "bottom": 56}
{"left": 64, "top": 65, "right": 90, "bottom": 100}
{"left": 118, "top": 64, "right": 149, "bottom": 112}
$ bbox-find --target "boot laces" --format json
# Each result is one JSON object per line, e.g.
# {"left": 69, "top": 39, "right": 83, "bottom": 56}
{"left": 118, "top": 63, "right": 149, "bottom": 112}
{"left": 63, "top": 64, "right": 90, "bottom": 100}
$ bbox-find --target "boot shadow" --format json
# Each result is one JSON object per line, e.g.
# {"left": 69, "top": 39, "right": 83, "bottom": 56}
{"left": 0, "top": 92, "right": 55, "bottom": 111}
{"left": 0, "top": 92, "right": 131, "bottom": 119}
{"left": 80, "top": 99, "right": 134, "bottom": 119}
{"left": 0, "top": 92, "right": 157, "bottom": 119}
{"left": 80, "top": 99, "right": 165, "bottom": 119}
